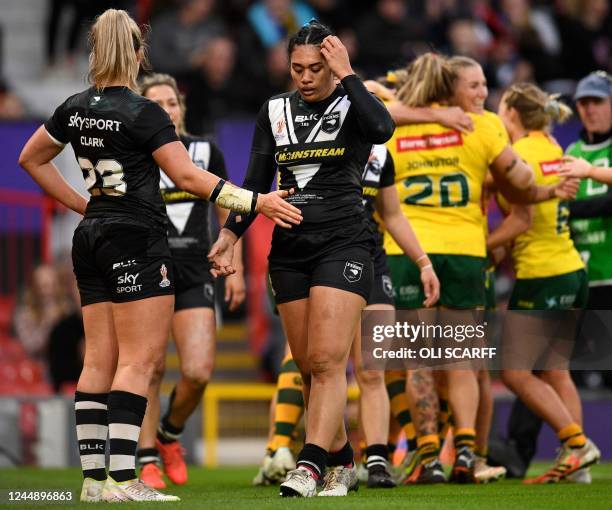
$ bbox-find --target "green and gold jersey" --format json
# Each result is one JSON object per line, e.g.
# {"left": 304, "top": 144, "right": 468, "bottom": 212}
{"left": 497, "top": 132, "right": 584, "bottom": 279}
{"left": 384, "top": 109, "right": 507, "bottom": 257}
{"left": 567, "top": 136, "right": 612, "bottom": 286}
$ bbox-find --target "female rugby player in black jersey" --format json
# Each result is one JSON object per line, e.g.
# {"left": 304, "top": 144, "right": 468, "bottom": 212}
{"left": 136, "top": 73, "right": 246, "bottom": 489}
{"left": 209, "top": 21, "right": 395, "bottom": 497}
{"left": 18, "top": 9, "right": 299, "bottom": 503}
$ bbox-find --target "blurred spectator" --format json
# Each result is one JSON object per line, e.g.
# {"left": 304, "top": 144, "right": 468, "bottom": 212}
{"left": 46, "top": 0, "right": 94, "bottom": 71}
{"left": 46, "top": 263, "right": 83, "bottom": 394}
{"left": 0, "top": 78, "right": 25, "bottom": 119}
{"left": 13, "top": 264, "right": 72, "bottom": 362}
{"left": 425, "top": 0, "right": 471, "bottom": 50}
{"left": 305, "top": 0, "right": 352, "bottom": 30}
{"left": 497, "top": 0, "right": 562, "bottom": 83}
{"left": 247, "top": 0, "right": 315, "bottom": 49}
{"left": 262, "top": 41, "right": 293, "bottom": 97}
{"left": 446, "top": 17, "right": 491, "bottom": 62}
{"left": 184, "top": 36, "right": 260, "bottom": 134}
{"left": 139, "top": 0, "right": 177, "bottom": 21}
{"left": 354, "top": 0, "right": 428, "bottom": 76}
{"left": 149, "top": 0, "right": 225, "bottom": 79}
{"left": 338, "top": 27, "right": 358, "bottom": 62}
{"left": 558, "top": 0, "right": 612, "bottom": 80}
{"left": 45, "top": 1, "right": 129, "bottom": 74}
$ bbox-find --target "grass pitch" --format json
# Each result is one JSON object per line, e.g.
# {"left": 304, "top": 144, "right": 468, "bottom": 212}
{"left": 0, "top": 463, "right": 611, "bottom": 509}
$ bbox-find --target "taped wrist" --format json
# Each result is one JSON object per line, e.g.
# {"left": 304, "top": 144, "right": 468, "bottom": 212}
{"left": 210, "top": 179, "right": 254, "bottom": 214}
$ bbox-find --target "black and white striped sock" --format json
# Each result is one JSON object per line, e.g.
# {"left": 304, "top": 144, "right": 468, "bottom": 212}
{"left": 136, "top": 447, "right": 160, "bottom": 467}
{"left": 297, "top": 443, "right": 328, "bottom": 480}
{"left": 107, "top": 390, "right": 147, "bottom": 483}
{"left": 365, "top": 444, "right": 389, "bottom": 473}
{"left": 75, "top": 391, "right": 108, "bottom": 481}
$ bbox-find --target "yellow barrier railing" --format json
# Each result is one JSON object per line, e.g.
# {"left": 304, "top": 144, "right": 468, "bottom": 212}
{"left": 202, "top": 383, "right": 360, "bottom": 467}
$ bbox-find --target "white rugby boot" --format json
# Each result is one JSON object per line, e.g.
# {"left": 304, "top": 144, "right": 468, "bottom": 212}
{"left": 101, "top": 477, "right": 180, "bottom": 502}
{"left": 318, "top": 465, "right": 359, "bottom": 496}
{"left": 279, "top": 467, "right": 318, "bottom": 497}
{"left": 80, "top": 478, "right": 105, "bottom": 502}
{"left": 265, "top": 447, "right": 296, "bottom": 482}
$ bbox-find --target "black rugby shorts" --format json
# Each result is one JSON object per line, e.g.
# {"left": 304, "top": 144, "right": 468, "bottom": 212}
{"left": 172, "top": 258, "right": 215, "bottom": 311}
{"left": 268, "top": 222, "right": 374, "bottom": 304}
{"left": 72, "top": 217, "right": 174, "bottom": 306}
{"left": 366, "top": 244, "right": 394, "bottom": 306}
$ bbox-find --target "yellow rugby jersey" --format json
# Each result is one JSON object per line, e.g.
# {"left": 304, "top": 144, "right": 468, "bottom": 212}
{"left": 481, "top": 112, "right": 510, "bottom": 238}
{"left": 497, "top": 131, "right": 584, "bottom": 279}
{"left": 384, "top": 109, "right": 508, "bottom": 257}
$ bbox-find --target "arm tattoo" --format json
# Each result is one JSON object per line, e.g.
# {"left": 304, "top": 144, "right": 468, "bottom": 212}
{"left": 504, "top": 158, "right": 517, "bottom": 174}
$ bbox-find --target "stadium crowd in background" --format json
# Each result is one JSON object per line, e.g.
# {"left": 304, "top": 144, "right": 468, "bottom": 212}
{"left": 1, "top": 0, "right": 607, "bottom": 133}
{"left": 148, "top": 0, "right": 612, "bottom": 134}
{"left": 0, "top": 77, "right": 26, "bottom": 119}
{"left": 1, "top": 0, "right": 611, "bottom": 502}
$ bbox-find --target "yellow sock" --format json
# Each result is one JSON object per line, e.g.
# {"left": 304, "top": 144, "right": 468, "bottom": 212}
{"left": 417, "top": 434, "right": 440, "bottom": 464}
{"left": 385, "top": 371, "right": 417, "bottom": 450}
{"left": 454, "top": 428, "right": 476, "bottom": 451}
{"left": 270, "top": 355, "right": 304, "bottom": 451}
{"left": 437, "top": 387, "right": 451, "bottom": 441}
{"left": 558, "top": 423, "right": 586, "bottom": 449}
{"left": 475, "top": 445, "right": 488, "bottom": 458}
{"left": 359, "top": 440, "right": 367, "bottom": 463}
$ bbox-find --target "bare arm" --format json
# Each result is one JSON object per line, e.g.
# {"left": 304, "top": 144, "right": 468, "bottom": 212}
{"left": 486, "top": 203, "right": 533, "bottom": 251}
{"left": 386, "top": 103, "right": 474, "bottom": 133}
{"left": 559, "top": 156, "right": 612, "bottom": 184}
{"left": 491, "top": 147, "right": 580, "bottom": 203}
{"left": 375, "top": 186, "right": 427, "bottom": 262}
{"left": 18, "top": 126, "right": 88, "bottom": 215}
{"left": 363, "top": 80, "right": 396, "bottom": 101}
{"left": 153, "top": 141, "right": 301, "bottom": 225}
{"left": 215, "top": 206, "right": 243, "bottom": 270}
{"left": 375, "top": 185, "right": 440, "bottom": 307}
{"left": 153, "top": 141, "right": 226, "bottom": 200}
{"left": 489, "top": 146, "right": 535, "bottom": 195}
{"left": 215, "top": 206, "right": 246, "bottom": 310}
{"left": 362, "top": 80, "right": 473, "bottom": 133}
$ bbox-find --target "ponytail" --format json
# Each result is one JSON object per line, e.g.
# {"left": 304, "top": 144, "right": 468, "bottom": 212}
{"left": 503, "top": 83, "right": 572, "bottom": 131}
{"left": 88, "top": 9, "right": 147, "bottom": 90}
{"left": 396, "top": 53, "right": 454, "bottom": 107}
{"left": 544, "top": 95, "right": 572, "bottom": 124}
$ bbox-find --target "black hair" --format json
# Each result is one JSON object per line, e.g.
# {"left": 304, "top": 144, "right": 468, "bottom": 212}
{"left": 287, "top": 19, "right": 333, "bottom": 58}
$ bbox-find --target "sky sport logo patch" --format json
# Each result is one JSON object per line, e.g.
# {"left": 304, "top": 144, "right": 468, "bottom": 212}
{"left": 540, "top": 159, "right": 562, "bottom": 175}
{"left": 396, "top": 130, "right": 462, "bottom": 152}
{"left": 344, "top": 261, "right": 363, "bottom": 283}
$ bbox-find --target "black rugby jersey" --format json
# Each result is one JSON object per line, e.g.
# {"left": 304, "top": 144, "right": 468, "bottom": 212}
{"left": 44, "top": 86, "right": 179, "bottom": 227}
{"left": 160, "top": 135, "right": 228, "bottom": 260}
{"left": 225, "top": 74, "right": 394, "bottom": 237}
{"left": 362, "top": 144, "right": 395, "bottom": 246}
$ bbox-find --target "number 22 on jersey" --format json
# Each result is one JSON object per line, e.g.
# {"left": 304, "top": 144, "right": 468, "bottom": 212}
{"left": 78, "top": 157, "right": 126, "bottom": 196}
